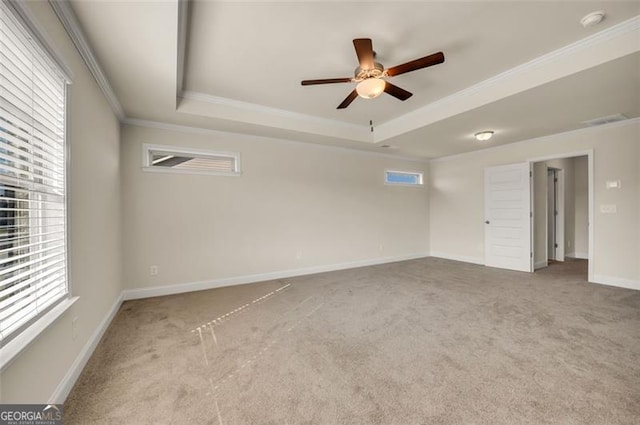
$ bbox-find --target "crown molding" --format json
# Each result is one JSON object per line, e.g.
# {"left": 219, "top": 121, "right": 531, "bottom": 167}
{"left": 176, "top": 0, "right": 368, "bottom": 143}
{"left": 4, "top": 0, "right": 73, "bottom": 81}
{"left": 180, "top": 90, "right": 368, "bottom": 133}
{"left": 44, "top": 0, "right": 639, "bottom": 156}
{"left": 123, "top": 118, "right": 429, "bottom": 163}
{"left": 176, "top": 0, "right": 189, "bottom": 104}
{"left": 430, "top": 116, "right": 639, "bottom": 163}
{"left": 375, "top": 14, "right": 640, "bottom": 143}
{"left": 49, "top": 0, "right": 125, "bottom": 121}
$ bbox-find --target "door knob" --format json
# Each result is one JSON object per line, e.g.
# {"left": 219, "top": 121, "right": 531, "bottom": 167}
{"left": 485, "top": 220, "right": 490, "bottom": 224}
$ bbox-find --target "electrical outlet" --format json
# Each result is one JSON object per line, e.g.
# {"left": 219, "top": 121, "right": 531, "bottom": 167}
{"left": 150, "top": 265, "right": 158, "bottom": 276}
{"left": 72, "top": 317, "right": 78, "bottom": 340}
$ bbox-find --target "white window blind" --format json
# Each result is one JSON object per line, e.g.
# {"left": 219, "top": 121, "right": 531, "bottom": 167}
{"left": 0, "top": 2, "right": 68, "bottom": 342}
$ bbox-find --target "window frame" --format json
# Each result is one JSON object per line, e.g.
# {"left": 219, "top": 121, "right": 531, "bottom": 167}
{"left": 142, "top": 143, "right": 242, "bottom": 177}
{"left": 0, "top": 0, "right": 74, "bottom": 368}
{"left": 384, "top": 169, "right": 424, "bottom": 187}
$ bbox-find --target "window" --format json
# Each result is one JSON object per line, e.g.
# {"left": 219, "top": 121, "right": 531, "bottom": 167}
{"left": 0, "top": 2, "right": 69, "bottom": 343}
{"left": 143, "top": 144, "right": 241, "bottom": 176}
{"left": 385, "top": 170, "right": 423, "bottom": 186}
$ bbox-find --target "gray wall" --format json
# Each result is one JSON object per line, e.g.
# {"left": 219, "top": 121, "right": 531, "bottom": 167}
{"left": 1, "top": 1, "right": 637, "bottom": 405}
{"left": 430, "top": 121, "right": 639, "bottom": 286}
{"left": 120, "top": 124, "right": 430, "bottom": 292}
{"left": 0, "top": 2, "right": 122, "bottom": 402}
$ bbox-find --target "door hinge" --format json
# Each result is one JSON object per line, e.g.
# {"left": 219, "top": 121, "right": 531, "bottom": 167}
{"left": 529, "top": 171, "right": 533, "bottom": 177}
{"left": 554, "top": 210, "right": 558, "bottom": 216}
{"left": 555, "top": 243, "right": 558, "bottom": 248}
{"left": 530, "top": 252, "right": 533, "bottom": 258}
{"left": 530, "top": 212, "right": 533, "bottom": 218}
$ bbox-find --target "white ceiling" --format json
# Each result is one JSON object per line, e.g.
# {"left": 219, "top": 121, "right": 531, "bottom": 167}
{"left": 68, "top": 0, "right": 640, "bottom": 159}
{"left": 388, "top": 51, "right": 640, "bottom": 158}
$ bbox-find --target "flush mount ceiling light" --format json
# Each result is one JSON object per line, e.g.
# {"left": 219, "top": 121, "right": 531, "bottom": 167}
{"left": 356, "top": 78, "right": 386, "bottom": 99}
{"left": 581, "top": 11, "right": 605, "bottom": 28}
{"left": 474, "top": 131, "right": 494, "bottom": 141}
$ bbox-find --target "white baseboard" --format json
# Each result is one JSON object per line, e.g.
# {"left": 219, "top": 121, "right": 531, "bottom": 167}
{"left": 566, "top": 251, "right": 588, "bottom": 259}
{"left": 591, "top": 275, "right": 640, "bottom": 291}
{"left": 123, "top": 253, "right": 430, "bottom": 300}
{"left": 49, "top": 292, "right": 124, "bottom": 404}
{"left": 534, "top": 260, "right": 548, "bottom": 270}
{"left": 429, "top": 252, "right": 484, "bottom": 265}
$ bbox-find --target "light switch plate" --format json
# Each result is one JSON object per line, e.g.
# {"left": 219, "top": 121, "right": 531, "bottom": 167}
{"left": 606, "top": 180, "right": 621, "bottom": 189}
{"left": 600, "top": 204, "right": 617, "bottom": 214}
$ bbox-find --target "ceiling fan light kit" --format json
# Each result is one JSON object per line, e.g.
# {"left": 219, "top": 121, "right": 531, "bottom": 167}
{"left": 356, "top": 78, "right": 385, "bottom": 99}
{"left": 301, "top": 38, "right": 445, "bottom": 109}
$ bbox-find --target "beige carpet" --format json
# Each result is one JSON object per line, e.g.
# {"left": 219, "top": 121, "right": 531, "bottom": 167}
{"left": 64, "top": 258, "right": 640, "bottom": 424}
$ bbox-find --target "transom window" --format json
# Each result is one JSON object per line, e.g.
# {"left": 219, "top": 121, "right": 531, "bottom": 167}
{"left": 385, "top": 170, "right": 423, "bottom": 186}
{"left": 143, "top": 144, "right": 241, "bottom": 176}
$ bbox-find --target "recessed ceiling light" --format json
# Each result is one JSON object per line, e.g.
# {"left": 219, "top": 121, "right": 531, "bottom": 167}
{"left": 581, "top": 11, "right": 605, "bottom": 28}
{"left": 474, "top": 131, "right": 494, "bottom": 141}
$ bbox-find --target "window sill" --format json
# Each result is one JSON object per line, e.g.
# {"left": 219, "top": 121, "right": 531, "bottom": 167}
{"left": 384, "top": 182, "right": 425, "bottom": 188}
{"left": 0, "top": 296, "right": 79, "bottom": 371}
{"left": 142, "top": 167, "right": 242, "bottom": 177}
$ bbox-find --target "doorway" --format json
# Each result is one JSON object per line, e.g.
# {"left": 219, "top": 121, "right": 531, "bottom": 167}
{"left": 547, "top": 167, "right": 564, "bottom": 262}
{"left": 532, "top": 155, "right": 589, "bottom": 273}
{"left": 483, "top": 150, "right": 593, "bottom": 281}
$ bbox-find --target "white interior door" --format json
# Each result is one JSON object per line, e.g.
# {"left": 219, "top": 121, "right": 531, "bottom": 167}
{"left": 484, "top": 163, "right": 532, "bottom": 272}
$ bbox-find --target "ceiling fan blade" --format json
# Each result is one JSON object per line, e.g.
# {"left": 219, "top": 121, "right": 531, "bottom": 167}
{"left": 301, "top": 77, "right": 353, "bottom": 86}
{"left": 337, "top": 90, "right": 358, "bottom": 109}
{"left": 353, "top": 38, "right": 374, "bottom": 69}
{"left": 384, "top": 82, "right": 413, "bottom": 101}
{"left": 386, "top": 51, "right": 445, "bottom": 77}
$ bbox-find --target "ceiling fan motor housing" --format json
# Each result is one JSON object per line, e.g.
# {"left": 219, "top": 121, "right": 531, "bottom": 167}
{"left": 354, "top": 62, "right": 385, "bottom": 81}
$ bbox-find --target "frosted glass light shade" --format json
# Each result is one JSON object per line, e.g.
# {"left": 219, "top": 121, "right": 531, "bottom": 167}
{"left": 356, "top": 78, "right": 385, "bottom": 99}
{"left": 475, "top": 131, "right": 494, "bottom": 141}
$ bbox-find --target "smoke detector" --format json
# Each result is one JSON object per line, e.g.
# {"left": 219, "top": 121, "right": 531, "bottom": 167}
{"left": 581, "top": 11, "right": 605, "bottom": 28}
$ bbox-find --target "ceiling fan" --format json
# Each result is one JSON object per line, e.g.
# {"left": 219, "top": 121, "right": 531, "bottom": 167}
{"left": 301, "top": 38, "right": 445, "bottom": 109}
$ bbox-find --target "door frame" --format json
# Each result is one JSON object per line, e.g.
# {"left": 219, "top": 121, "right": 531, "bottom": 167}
{"left": 547, "top": 167, "right": 565, "bottom": 262}
{"left": 528, "top": 150, "right": 594, "bottom": 282}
